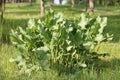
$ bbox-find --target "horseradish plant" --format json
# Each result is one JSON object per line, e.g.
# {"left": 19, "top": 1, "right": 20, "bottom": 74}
{"left": 10, "top": 10, "right": 112, "bottom": 75}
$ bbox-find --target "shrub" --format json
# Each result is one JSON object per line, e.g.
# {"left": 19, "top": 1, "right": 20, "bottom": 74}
{"left": 10, "top": 10, "right": 112, "bottom": 75}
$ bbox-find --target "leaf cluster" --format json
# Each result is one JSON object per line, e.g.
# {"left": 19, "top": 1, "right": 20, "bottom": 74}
{"left": 10, "top": 10, "right": 113, "bottom": 75}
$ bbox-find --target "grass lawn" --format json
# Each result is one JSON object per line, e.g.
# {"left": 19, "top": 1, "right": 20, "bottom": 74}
{"left": 0, "top": 2, "right": 120, "bottom": 80}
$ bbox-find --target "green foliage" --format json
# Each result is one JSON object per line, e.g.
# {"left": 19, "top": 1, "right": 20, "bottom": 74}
{"left": 10, "top": 10, "right": 112, "bottom": 75}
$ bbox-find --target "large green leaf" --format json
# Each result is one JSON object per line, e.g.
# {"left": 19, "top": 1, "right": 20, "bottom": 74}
{"left": 10, "top": 11, "right": 112, "bottom": 75}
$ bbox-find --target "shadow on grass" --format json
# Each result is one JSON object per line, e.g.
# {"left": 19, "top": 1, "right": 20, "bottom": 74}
{"left": 5, "top": 3, "right": 40, "bottom": 9}
{"left": 104, "top": 15, "right": 120, "bottom": 42}
{"left": 72, "top": 58, "right": 120, "bottom": 80}
{"left": 5, "top": 11, "right": 39, "bottom": 15}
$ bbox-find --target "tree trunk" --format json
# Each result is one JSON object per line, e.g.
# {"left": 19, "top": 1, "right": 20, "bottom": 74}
{"left": 89, "top": 0, "right": 94, "bottom": 14}
{"left": 0, "top": 0, "right": 5, "bottom": 21}
{"left": 99, "top": 0, "right": 102, "bottom": 5}
{"left": 40, "top": 0, "right": 45, "bottom": 18}
{"left": 84, "top": 0, "right": 88, "bottom": 12}
{"left": 71, "top": 0, "right": 75, "bottom": 8}
{"left": 29, "top": 0, "right": 32, "bottom": 6}
{"left": 59, "top": 0, "right": 62, "bottom": 4}
{"left": 50, "top": 0, "right": 54, "bottom": 8}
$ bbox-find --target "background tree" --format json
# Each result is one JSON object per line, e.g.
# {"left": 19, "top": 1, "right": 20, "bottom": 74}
{"left": 50, "top": 0, "right": 54, "bottom": 8}
{"left": 40, "top": 0, "right": 45, "bottom": 18}
{"left": 99, "top": 0, "right": 102, "bottom": 5}
{"left": 84, "top": 0, "right": 94, "bottom": 14}
{"left": 84, "top": 0, "right": 88, "bottom": 12}
{"left": 59, "top": 0, "right": 62, "bottom": 4}
{"left": 0, "top": 0, "right": 5, "bottom": 21}
{"left": 89, "top": 0, "right": 94, "bottom": 14}
{"left": 29, "top": 0, "right": 32, "bottom": 6}
{"left": 71, "top": 0, "right": 75, "bottom": 8}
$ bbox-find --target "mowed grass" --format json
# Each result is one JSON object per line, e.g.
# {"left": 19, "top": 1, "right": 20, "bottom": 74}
{"left": 0, "top": 2, "right": 120, "bottom": 80}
